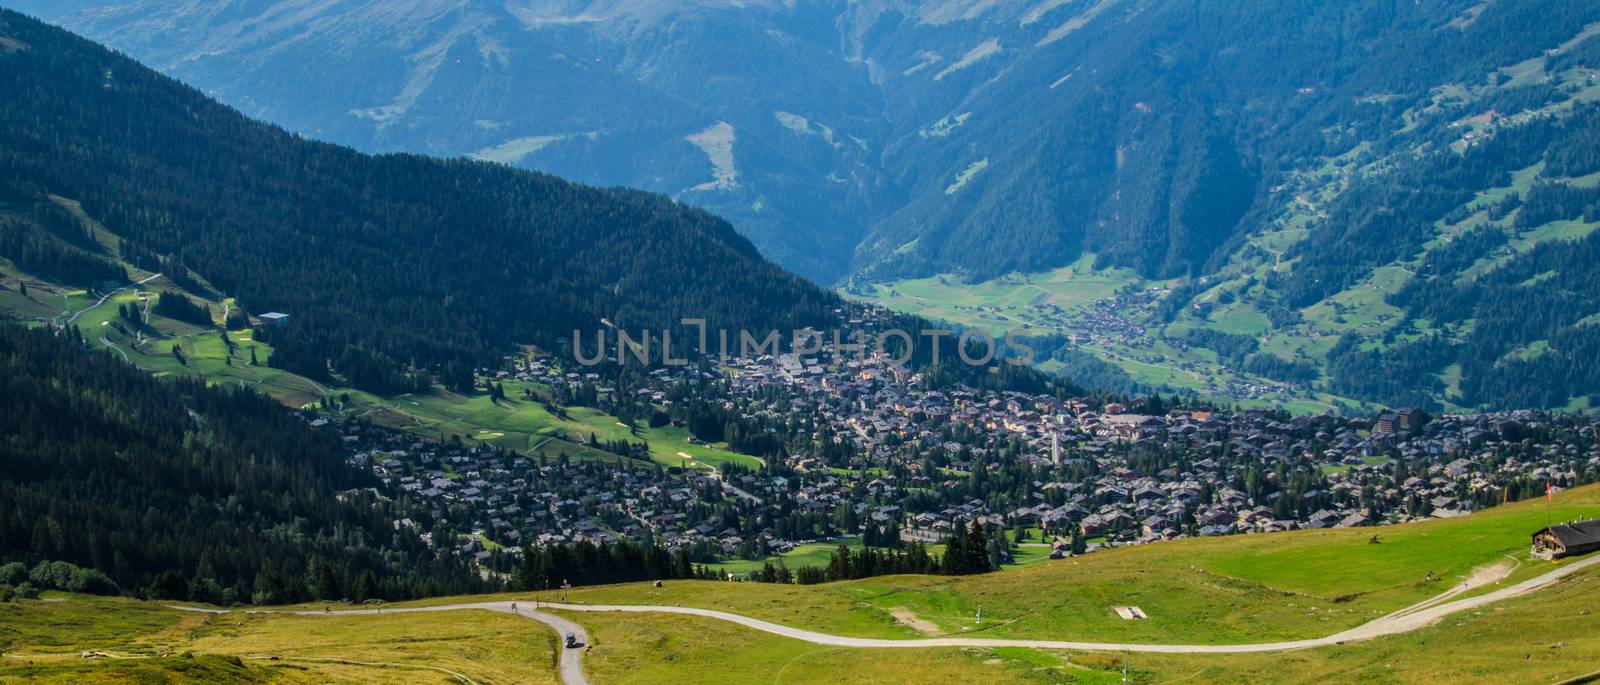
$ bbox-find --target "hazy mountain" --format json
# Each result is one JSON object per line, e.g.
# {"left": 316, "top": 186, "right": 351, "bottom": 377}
{"left": 12, "top": 0, "right": 1597, "bottom": 287}
{"left": 9, "top": 1, "right": 1600, "bottom": 410}
{"left": 3, "top": 0, "right": 896, "bottom": 281}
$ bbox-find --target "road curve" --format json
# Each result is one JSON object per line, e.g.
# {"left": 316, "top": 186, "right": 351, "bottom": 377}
{"left": 536, "top": 553, "right": 1599, "bottom": 653}
{"left": 169, "top": 552, "right": 1599, "bottom": 675}
{"left": 511, "top": 605, "right": 590, "bottom": 685}
{"left": 479, "top": 553, "right": 1600, "bottom": 654}
{"left": 170, "top": 603, "right": 592, "bottom": 685}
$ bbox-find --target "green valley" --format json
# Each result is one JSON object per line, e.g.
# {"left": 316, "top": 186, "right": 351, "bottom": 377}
{"left": 849, "top": 23, "right": 1600, "bottom": 414}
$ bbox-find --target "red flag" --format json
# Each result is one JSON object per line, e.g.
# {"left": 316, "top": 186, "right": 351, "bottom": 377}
{"left": 1547, "top": 482, "right": 1554, "bottom": 503}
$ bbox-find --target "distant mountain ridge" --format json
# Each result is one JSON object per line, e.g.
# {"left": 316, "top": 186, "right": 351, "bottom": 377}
{"left": 11, "top": 0, "right": 1599, "bottom": 287}
{"left": 9, "top": 2, "right": 1600, "bottom": 411}
{"left": 0, "top": 7, "right": 838, "bottom": 390}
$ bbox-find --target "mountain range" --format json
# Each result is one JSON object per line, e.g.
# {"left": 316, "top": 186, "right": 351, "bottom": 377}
{"left": 8, "top": 0, "right": 1595, "bottom": 285}
{"left": 8, "top": 1, "right": 1600, "bottom": 412}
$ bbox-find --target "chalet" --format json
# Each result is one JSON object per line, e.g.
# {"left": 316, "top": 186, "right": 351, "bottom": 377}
{"left": 1335, "top": 512, "right": 1372, "bottom": 528}
{"left": 1396, "top": 408, "right": 1424, "bottom": 433}
{"left": 258, "top": 312, "right": 290, "bottom": 327}
{"left": 1532, "top": 519, "right": 1600, "bottom": 559}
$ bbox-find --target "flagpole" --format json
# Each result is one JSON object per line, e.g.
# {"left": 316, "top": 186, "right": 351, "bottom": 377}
{"left": 1546, "top": 482, "right": 1553, "bottom": 532}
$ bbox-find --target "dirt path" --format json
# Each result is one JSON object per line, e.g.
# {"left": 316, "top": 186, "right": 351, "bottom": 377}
{"left": 58, "top": 272, "right": 161, "bottom": 327}
{"left": 1388, "top": 558, "right": 1517, "bottom": 619}
{"left": 98, "top": 336, "right": 129, "bottom": 361}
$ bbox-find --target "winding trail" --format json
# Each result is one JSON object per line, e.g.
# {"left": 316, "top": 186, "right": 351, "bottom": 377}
{"left": 512, "top": 605, "right": 590, "bottom": 685}
{"left": 169, "top": 553, "right": 1599, "bottom": 684}
{"left": 98, "top": 336, "right": 129, "bottom": 361}
{"left": 59, "top": 272, "right": 162, "bottom": 327}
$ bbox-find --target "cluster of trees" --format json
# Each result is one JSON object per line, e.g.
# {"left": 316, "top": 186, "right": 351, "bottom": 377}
{"left": 586, "top": 432, "right": 651, "bottom": 462}
{"left": 0, "top": 213, "right": 125, "bottom": 285}
{"left": 116, "top": 301, "right": 143, "bottom": 327}
{"left": 327, "top": 344, "right": 427, "bottom": 395}
{"left": 745, "top": 522, "right": 1000, "bottom": 586}
{"left": 1546, "top": 34, "right": 1600, "bottom": 76}
{"left": 1516, "top": 181, "right": 1600, "bottom": 229}
{"left": 859, "top": 520, "right": 900, "bottom": 548}
{"left": 0, "top": 560, "right": 118, "bottom": 601}
{"left": 1020, "top": 333, "right": 1147, "bottom": 397}
{"left": 0, "top": 324, "right": 486, "bottom": 605}
{"left": 933, "top": 521, "right": 1001, "bottom": 576}
{"left": 152, "top": 291, "right": 212, "bottom": 326}
{"left": 1183, "top": 329, "right": 1258, "bottom": 367}
{"left": 511, "top": 539, "right": 713, "bottom": 590}
{"left": 817, "top": 541, "right": 942, "bottom": 582}
{"left": 0, "top": 10, "right": 839, "bottom": 395}
{"left": 1324, "top": 333, "right": 1451, "bottom": 409}
{"left": 1241, "top": 353, "right": 1320, "bottom": 384}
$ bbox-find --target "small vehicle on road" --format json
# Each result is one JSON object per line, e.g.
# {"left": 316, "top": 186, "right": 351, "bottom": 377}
{"left": 564, "top": 632, "right": 579, "bottom": 649}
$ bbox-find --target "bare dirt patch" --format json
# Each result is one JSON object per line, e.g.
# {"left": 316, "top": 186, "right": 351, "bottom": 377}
{"left": 889, "top": 607, "right": 941, "bottom": 636}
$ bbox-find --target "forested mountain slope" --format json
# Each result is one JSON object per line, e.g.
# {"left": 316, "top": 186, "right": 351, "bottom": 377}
{"left": 840, "top": 7, "right": 1600, "bottom": 413}
{"left": 0, "top": 324, "right": 484, "bottom": 604}
{"left": 11, "top": 2, "right": 1600, "bottom": 412}
{"left": 11, "top": 0, "right": 1600, "bottom": 286}
{"left": 0, "top": 8, "right": 837, "bottom": 390}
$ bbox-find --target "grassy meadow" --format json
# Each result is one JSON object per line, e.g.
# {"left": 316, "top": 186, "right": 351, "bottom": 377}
{"left": 0, "top": 596, "right": 558, "bottom": 684}
{"left": 3, "top": 486, "right": 1598, "bottom": 684}
{"left": 564, "top": 561, "right": 1600, "bottom": 685}
{"left": 539, "top": 483, "right": 1600, "bottom": 644}
{"left": 565, "top": 611, "right": 1101, "bottom": 685}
